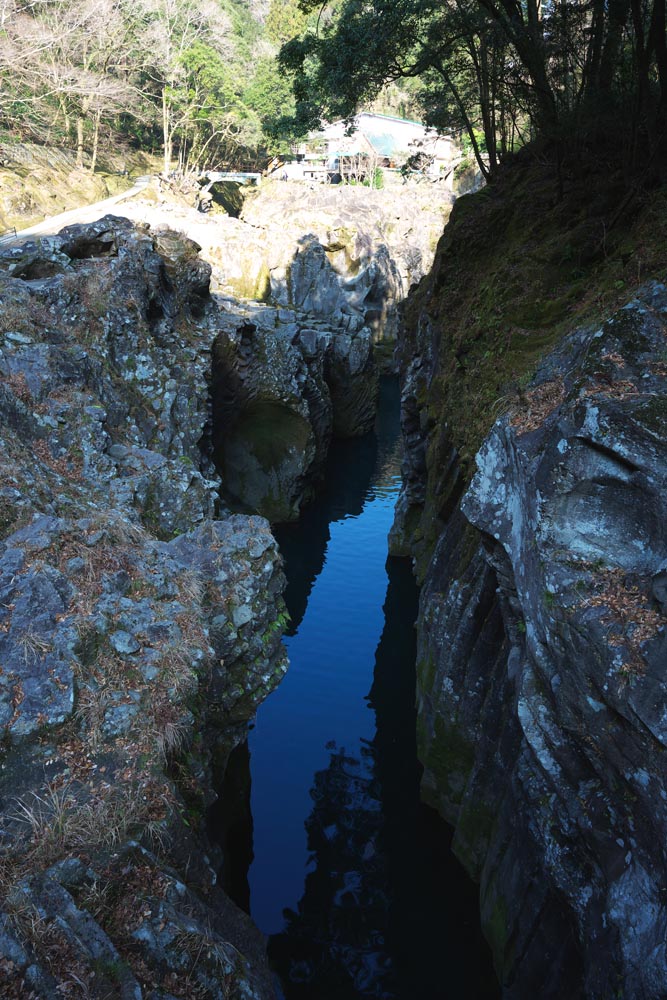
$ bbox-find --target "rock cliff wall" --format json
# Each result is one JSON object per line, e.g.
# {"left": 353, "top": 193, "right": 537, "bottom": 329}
{"left": 210, "top": 297, "right": 377, "bottom": 522}
{"left": 0, "top": 216, "right": 289, "bottom": 998}
{"left": 394, "top": 173, "right": 667, "bottom": 997}
{"left": 119, "top": 177, "right": 453, "bottom": 350}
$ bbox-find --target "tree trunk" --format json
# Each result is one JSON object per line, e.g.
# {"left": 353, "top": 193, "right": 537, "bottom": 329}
{"left": 162, "top": 86, "right": 172, "bottom": 175}
{"left": 438, "top": 65, "right": 491, "bottom": 181}
{"left": 479, "top": 0, "right": 558, "bottom": 135}
{"left": 58, "top": 98, "right": 72, "bottom": 138}
{"left": 599, "top": 0, "right": 632, "bottom": 92}
{"left": 76, "top": 116, "right": 85, "bottom": 169}
{"left": 649, "top": 0, "right": 667, "bottom": 115}
{"left": 90, "top": 109, "right": 101, "bottom": 173}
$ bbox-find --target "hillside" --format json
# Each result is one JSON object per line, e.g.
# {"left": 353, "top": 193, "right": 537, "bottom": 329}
{"left": 395, "top": 148, "right": 667, "bottom": 570}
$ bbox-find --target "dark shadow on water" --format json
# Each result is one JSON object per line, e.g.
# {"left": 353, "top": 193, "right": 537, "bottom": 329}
{"left": 276, "top": 376, "right": 400, "bottom": 634}
{"left": 276, "top": 431, "right": 379, "bottom": 634}
{"left": 268, "top": 556, "right": 500, "bottom": 999}
{"left": 208, "top": 739, "right": 253, "bottom": 914}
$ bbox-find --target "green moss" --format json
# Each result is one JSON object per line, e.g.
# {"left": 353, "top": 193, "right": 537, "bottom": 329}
{"left": 226, "top": 263, "right": 271, "bottom": 302}
{"left": 90, "top": 956, "right": 133, "bottom": 983}
{"left": 401, "top": 159, "right": 667, "bottom": 569}
{"left": 243, "top": 404, "right": 310, "bottom": 469}
{"left": 483, "top": 892, "right": 514, "bottom": 982}
{"left": 0, "top": 498, "right": 19, "bottom": 540}
{"left": 210, "top": 180, "right": 246, "bottom": 218}
{"left": 418, "top": 653, "right": 437, "bottom": 695}
{"left": 419, "top": 712, "right": 475, "bottom": 811}
{"left": 455, "top": 521, "right": 483, "bottom": 580}
{"left": 632, "top": 395, "right": 667, "bottom": 434}
{"left": 454, "top": 797, "right": 497, "bottom": 877}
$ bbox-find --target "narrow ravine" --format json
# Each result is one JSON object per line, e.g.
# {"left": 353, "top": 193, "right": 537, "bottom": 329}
{"left": 213, "top": 378, "right": 500, "bottom": 999}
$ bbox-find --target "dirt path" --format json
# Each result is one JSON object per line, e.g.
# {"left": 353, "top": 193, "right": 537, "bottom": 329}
{"left": 5, "top": 175, "right": 153, "bottom": 241}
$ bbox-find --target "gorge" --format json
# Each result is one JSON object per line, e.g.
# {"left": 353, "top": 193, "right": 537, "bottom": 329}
{"left": 0, "top": 153, "right": 666, "bottom": 1000}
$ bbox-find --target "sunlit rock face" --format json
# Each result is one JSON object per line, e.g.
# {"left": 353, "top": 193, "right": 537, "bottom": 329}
{"left": 0, "top": 216, "right": 284, "bottom": 998}
{"left": 215, "top": 179, "right": 454, "bottom": 343}
{"left": 397, "top": 283, "right": 667, "bottom": 998}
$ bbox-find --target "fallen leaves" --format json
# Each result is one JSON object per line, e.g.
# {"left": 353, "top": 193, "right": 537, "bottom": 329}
{"left": 581, "top": 568, "right": 664, "bottom": 675}
{"left": 510, "top": 378, "right": 566, "bottom": 434}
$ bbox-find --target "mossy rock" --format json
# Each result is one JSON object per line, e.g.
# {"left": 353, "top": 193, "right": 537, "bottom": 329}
{"left": 225, "top": 263, "right": 272, "bottom": 302}
{"left": 400, "top": 155, "right": 667, "bottom": 511}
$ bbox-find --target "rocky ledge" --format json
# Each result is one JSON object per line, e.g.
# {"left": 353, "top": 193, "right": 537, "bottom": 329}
{"left": 0, "top": 215, "right": 301, "bottom": 998}
{"left": 395, "top": 280, "right": 667, "bottom": 997}
{"left": 211, "top": 296, "right": 377, "bottom": 523}
{"left": 120, "top": 176, "right": 454, "bottom": 351}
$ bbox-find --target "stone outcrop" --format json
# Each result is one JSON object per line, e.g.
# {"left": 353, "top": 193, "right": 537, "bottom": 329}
{"left": 0, "top": 216, "right": 289, "bottom": 998}
{"left": 395, "top": 273, "right": 667, "bottom": 996}
{"left": 119, "top": 177, "right": 454, "bottom": 349}
{"left": 210, "top": 297, "right": 377, "bottom": 522}
{"left": 0, "top": 141, "right": 131, "bottom": 232}
{"left": 238, "top": 180, "right": 452, "bottom": 342}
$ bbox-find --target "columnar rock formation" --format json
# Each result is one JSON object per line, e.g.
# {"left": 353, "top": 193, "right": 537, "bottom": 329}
{"left": 393, "top": 251, "right": 667, "bottom": 994}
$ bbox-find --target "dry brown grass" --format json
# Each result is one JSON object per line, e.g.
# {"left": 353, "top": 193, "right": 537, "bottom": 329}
{"left": 17, "top": 628, "right": 52, "bottom": 664}
{"left": 581, "top": 377, "right": 642, "bottom": 400}
{"left": 0, "top": 896, "right": 94, "bottom": 998}
{"left": 3, "top": 371, "right": 32, "bottom": 403}
{"left": 32, "top": 439, "right": 83, "bottom": 483}
{"left": 578, "top": 567, "right": 665, "bottom": 675}
{"left": 509, "top": 378, "right": 566, "bottom": 434}
{"left": 9, "top": 770, "right": 171, "bottom": 865}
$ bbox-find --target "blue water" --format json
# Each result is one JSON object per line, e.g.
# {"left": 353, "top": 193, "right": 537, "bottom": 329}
{"left": 248, "top": 476, "right": 399, "bottom": 935}
{"left": 217, "top": 378, "right": 500, "bottom": 999}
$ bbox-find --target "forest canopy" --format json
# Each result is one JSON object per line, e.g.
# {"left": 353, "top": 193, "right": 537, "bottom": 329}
{"left": 278, "top": 0, "right": 667, "bottom": 179}
{"left": 1, "top": 0, "right": 664, "bottom": 179}
{"left": 0, "top": 0, "right": 301, "bottom": 172}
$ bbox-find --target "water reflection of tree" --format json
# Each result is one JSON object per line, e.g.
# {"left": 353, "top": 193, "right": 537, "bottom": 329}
{"left": 268, "top": 553, "right": 416, "bottom": 999}
{"left": 269, "top": 744, "right": 396, "bottom": 999}
{"left": 269, "top": 556, "right": 499, "bottom": 1000}
{"left": 276, "top": 375, "right": 401, "bottom": 634}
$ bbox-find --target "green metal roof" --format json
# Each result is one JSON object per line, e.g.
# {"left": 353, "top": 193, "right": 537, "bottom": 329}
{"left": 365, "top": 132, "right": 398, "bottom": 156}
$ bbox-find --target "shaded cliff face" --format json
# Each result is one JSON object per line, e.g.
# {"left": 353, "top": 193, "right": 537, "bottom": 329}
{"left": 210, "top": 297, "right": 378, "bottom": 523}
{"left": 0, "top": 217, "right": 286, "bottom": 998}
{"left": 394, "top": 162, "right": 667, "bottom": 997}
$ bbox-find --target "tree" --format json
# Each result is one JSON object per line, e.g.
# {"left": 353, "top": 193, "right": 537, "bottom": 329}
{"left": 266, "top": 0, "right": 309, "bottom": 45}
{"left": 278, "top": 0, "right": 667, "bottom": 178}
{"left": 0, "top": 0, "right": 142, "bottom": 166}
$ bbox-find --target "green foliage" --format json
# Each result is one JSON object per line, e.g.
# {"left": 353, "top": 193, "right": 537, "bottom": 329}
{"left": 266, "top": 0, "right": 309, "bottom": 45}
{"left": 243, "top": 56, "right": 297, "bottom": 151}
{"left": 0, "top": 0, "right": 284, "bottom": 171}
{"left": 370, "top": 166, "right": 384, "bottom": 189}
{"left": 277, "top": 0, "right": 667, "bottom": 178}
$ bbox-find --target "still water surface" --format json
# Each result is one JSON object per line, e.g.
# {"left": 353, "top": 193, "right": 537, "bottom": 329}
{"left": 230, "top": 378, "right": 499, "bottom": 998}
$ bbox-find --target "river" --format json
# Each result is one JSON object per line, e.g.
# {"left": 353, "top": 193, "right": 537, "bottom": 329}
{"left": 215, "top": 377, "right": 499, "bottom": 999}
